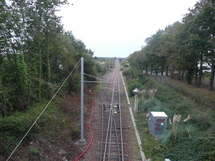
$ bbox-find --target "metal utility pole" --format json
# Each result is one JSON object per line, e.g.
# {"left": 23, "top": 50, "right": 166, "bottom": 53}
{"left": 76, "top": 57, "right": 86, "bottom": 145}
{"left": 76, "top": 57, "right": 116, "bottom": 146}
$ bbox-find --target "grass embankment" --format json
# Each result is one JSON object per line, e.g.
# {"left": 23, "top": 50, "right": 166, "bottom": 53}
{"left": 0, "top": 91, "right": 93, "bottom": 161}
{"left": 127, "top": 76, "right": 215, "bottom": 161}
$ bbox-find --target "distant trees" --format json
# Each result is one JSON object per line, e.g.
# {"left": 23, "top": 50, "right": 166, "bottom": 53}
{"left": 189, "top": 0, "right": 215, "bottom": 90}
{"left": 128, "top": 0, "right": 215, "bottom": 91}
{"left": 0, "top": 0, "right": 100, "bottom": 116}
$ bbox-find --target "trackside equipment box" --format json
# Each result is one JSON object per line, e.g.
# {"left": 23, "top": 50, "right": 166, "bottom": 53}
{"left": 148, "top": 111, "right": 167, "bottom": 136}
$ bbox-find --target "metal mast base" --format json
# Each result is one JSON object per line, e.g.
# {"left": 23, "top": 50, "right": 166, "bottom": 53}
{"left": 76, "top": 138, "right": 86, "bottom": 145}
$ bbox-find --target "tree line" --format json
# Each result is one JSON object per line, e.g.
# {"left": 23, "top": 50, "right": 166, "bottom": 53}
{"left": 0, "top": 0, "right": 102, "bottom": 116}
{"left": 128, "top": 0, "right": 215, "bottom": 91}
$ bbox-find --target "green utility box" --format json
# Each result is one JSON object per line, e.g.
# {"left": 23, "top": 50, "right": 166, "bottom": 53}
{"left": 148, "top": 111, "right": 168, "bottom": 136}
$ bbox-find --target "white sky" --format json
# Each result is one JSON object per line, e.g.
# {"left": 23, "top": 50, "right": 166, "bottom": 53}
{"left": 58, "top": 0, "right": 199, "bottom": 58}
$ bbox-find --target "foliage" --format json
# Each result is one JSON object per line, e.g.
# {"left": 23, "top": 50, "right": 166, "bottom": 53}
{"left": 0, "top": 0, "right": 103, "bottom": 116}
{"left": 125, "top": 71, "right": 215, "bottom": 160}
{"left": 28, "top": 148, "right": 39, "bottom": 155}
{"left": 127, "top": 0, "right": 215, "bottom": 91}
{"left": 0, "top": 91, "right": 90, "bottom": 159}
{"left": 0, "top": 101, "right": 49, "bottom": 155}
{"left": 127, "top": 79, "right": 143, "bottom": 97}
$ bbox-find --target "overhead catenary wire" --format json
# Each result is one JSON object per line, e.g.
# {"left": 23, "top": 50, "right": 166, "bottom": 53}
{"left": 84, "top": 73, "right": 105, "bottom": 81}
{"left": 6, "top": 59, "right": 81, "bottom": 161}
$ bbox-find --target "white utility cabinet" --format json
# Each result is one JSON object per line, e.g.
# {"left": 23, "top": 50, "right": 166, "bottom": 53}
{"left": 148, "top": 111, "right": 168, "bottom": 136}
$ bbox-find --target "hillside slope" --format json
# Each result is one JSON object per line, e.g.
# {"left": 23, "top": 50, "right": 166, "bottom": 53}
{"left": 0, "top": 90, "right": 93, "bottom": 161}
{"left": 133, "top": 75, "right": 215, "bottom": 160}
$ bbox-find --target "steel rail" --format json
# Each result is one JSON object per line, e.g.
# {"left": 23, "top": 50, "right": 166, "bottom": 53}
{"left": 103, "top": 105, "right": 112, "bottom": 161}
{"left": 112, "top": 107, "right": 120, "bottom": 159}
{"left": 103, "top": 69, "right": 117, "bottom": 160}
{"left": 98, "top": 89, "right": 110, "bottom": 160}
{"left": 117, "top": 62, "right": 125, "bottom": 161}
{"left": 113, "top": 73, "right": 121, "bottom": 160}
{"left": 108, "top": 74, "right": 121, "bottom": 160}
{"left": 98, "top": 91, "right": 104, "bottom": 160}
{"left": 97, "top": 60, "right": 126, "bottom": 161}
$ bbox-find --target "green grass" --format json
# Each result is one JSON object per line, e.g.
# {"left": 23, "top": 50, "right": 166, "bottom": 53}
{"left": 131, "top": 77, "right": 215, "bottom": 161}
{"left": 0, "top": 100, "right": 57, "bottom": 154}
{"left": 0, "top": 94, "right": 82, "bottom": 159}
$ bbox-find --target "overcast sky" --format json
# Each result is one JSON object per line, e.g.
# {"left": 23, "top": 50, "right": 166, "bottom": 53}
{"left": 58, "top": 0, "right": 199, "bottom": 58}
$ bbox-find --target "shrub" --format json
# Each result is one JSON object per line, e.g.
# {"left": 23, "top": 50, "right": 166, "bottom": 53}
{"left": 29, "top": 148, "right": 39, "bottom": 155}
{"left": 122, "top": 69, "right": 131, "bottom": 77}
{"left": 128, "top": 80, "right": 143, "bottom": 97}
{"left": 138, "top": 99, "right": 161, "bottom": 112}
{"left": 0, "top": 101, "right": 56, "bottom": 155}
{"left": 194, "top": 137, "right": 215, "bottom": 160}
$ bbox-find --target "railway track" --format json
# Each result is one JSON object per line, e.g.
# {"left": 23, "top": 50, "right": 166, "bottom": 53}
{"left": 96, "top": 60, "right": 128, "bottom": 161}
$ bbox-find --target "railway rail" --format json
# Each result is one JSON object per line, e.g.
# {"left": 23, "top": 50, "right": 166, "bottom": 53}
{"left": 96, "top": 61, "right": 128, "bottom": 160}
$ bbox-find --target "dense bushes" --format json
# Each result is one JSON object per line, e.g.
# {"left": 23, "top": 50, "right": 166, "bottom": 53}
{"left": 0, "top": 101, "right": 52, "bottom": 155}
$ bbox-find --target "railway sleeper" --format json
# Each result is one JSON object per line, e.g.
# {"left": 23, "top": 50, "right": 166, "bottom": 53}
{"left": 95, "top": 157, "right": 128, "bottom": 161}
{"left": 100, "top": 103, "right": 111, "bottom": 111}
{"left": 94, "top": 146, "right": 123, "bottom": 151}
{"left": 96, "top": 142, "right": 125, "bottom": 145}
{"left": 95, "top": 153, "right": 129, "bottom": 158}
{"left": 95, "top": 152, "right": 128, "bottom": 156}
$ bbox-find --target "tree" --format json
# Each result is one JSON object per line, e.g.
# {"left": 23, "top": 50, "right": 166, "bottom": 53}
{"left": 0, "top": 0, "right": 106, "bottom": 116}
{"left": 188, "top": 0, "right": 215, "bottom": 90}
{"left": 22, "top": 0, "right": 68, "bottom": 98}
{"left": 144, "top": 30, "right": 165, "bottom": 75}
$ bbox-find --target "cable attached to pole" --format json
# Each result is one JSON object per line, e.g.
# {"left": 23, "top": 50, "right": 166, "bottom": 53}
{"left": 6, "top": 59, "right": 81, "bottom": 161}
